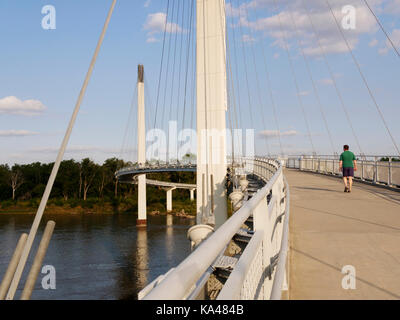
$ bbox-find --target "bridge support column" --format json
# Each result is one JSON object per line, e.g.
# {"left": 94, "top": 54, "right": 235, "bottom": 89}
{"left": 166, "top": 187, "right": 176, "bottom": 212}
{"left": 137, "top": 65, "right": 147, "bottom": 227}
{"left": 196, "top": 0, "right": 228, "bottom": 228}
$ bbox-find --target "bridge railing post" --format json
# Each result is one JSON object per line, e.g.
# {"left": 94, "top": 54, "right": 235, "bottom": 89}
{"left": 388, "top": 158, "right": 392, "bottom": 186}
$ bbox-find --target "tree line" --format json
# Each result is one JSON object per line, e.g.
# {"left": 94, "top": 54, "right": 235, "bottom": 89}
{"left": 0, "top": 158, "right": 195, "bottom": 211}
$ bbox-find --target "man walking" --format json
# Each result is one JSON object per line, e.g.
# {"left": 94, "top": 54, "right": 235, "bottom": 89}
{"left": 339, "top": 145, "right": 357, "bottom": 193}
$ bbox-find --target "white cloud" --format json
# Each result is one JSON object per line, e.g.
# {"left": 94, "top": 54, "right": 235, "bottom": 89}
{"left": 0, "top": 96, "right": 46, "bottom": 116}
{"left": 0, "top": 130, "right": 39, "bottom": 137}
{"left": 143, "top": 12, "right": 185, "bottom": 42}
{"left": 378, "top": 28, "right": 400, "bottom": 55}
{"left": 369, "top": 38, "right": 378, "bottom": 47}
{"left": 231, "top": 0, "right": 380, "bottom": 56}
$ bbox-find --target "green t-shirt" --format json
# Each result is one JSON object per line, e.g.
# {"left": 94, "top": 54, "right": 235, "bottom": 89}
{"left": 340, "top": 151, "right": 356, "bottom": 168}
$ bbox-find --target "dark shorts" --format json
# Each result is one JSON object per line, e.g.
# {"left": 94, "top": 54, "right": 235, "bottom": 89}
{"left": 343, "top": 167, "right": 354, "bottom": 177}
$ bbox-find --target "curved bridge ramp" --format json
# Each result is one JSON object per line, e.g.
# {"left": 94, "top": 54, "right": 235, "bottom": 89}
{"left": 287, "top": 169, "right": 400, "bottom": 299}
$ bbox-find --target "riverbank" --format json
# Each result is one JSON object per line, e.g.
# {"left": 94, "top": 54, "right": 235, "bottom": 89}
{"left": 0, "top": 199, "right": 196, "bottom": 218}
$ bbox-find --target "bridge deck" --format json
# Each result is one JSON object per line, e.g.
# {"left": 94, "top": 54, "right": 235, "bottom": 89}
{"left": 286, "top": 169, "right": 400, "bottom": 300}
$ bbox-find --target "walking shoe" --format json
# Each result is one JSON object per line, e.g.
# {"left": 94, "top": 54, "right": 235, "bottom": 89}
{"left": 344, "top": 187, "right": 348, "bottom": 192}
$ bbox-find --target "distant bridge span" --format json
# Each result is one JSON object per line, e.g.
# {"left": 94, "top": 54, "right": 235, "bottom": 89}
{"left": 116, "top": 164, "right": 197, "bottom": 212}
{"left": 115, "top": 163, "right": 196, "bottom": 183}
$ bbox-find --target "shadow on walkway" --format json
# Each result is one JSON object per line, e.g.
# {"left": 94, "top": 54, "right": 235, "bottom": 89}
{"left": 291, "top": 247, "right": 400, "bottom": 299}
{"left": 294, "top": 205, "right": 400, "bottom": 232}
{"left": 293, "top": 186, "right": 343, "bottom": 194}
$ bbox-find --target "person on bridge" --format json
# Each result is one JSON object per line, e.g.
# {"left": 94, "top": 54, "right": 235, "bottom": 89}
{"left": 339, "top": 145, "right": 357, "bottom": 193}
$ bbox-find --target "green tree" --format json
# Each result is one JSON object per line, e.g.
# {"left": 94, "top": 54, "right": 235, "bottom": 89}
{"left": 103, "top": 158, "right": 125, "bottom": 197}
{"left": 80, "top": 158, "right": 98, "bottom": 201}
{"left": 8, "top": 165, "right": 24, "bottom": 200}
{"left": 0, "top": 164, "right": 11, "bottom": 200}
{"left": 56, "top": 160, "right": 80, "bottom": 200}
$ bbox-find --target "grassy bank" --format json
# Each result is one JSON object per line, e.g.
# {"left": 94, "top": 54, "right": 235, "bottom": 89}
{"left": 0, "top": 197, "right": 197, "bottom": 216}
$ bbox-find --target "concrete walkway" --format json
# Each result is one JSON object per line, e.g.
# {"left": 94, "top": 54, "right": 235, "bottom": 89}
{"left": 286, "top": 169, "right": 400, "bottom": 300}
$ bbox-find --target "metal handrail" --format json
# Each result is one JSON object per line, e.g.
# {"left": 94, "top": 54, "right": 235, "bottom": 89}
{"left": 142, "top": 159, "right": 283, "bottom": 300}
{"left": 217, "top": 231, "right": 264, "bottom": 300}
{"left": 270, "top": 176, "right": 290, "bottom": 300}
{"left": 286, "top": 156, "right": 400, "bottom": 188}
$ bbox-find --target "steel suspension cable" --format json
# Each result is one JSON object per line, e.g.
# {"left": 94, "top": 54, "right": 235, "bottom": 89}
{"left": 235, "top": 0, "right": 257, "bottom": 138}
{"left": 151, "top": 0, "right": 171, "bottom": 162}
{"left": 252, "top": 7, "right": 284, "bottom": 156}
{"left": 152, "top": 0, "right": 170, "bottom": 134}
{"left": 167, "top": 0, "right": 182, "bottom": 162}
{"left": 301, "top": 0, "right": 364, "bottom": 156}
{"left": 160, "top": 0, "right": 177, "bottom": 162}
{"left": 226, "top": 29, "right": 243, "bottom": 161}
{"left": 362, "top": 0, "right": 400, "bottom": 59}
{"left": 119, "top": 82, "right": 137, "bottom": 162}
{"left": 219, "top": 0, "right": 242, "bottom": 162}
{"left": 326, "top": 0, "right": 400, "bottom": 157}
{"left": 286, "top": 6, "right": 336, "bottom": 155}
{"left": 180, "top": 0, "right": 195, "bottom": 158}
{"left": 227, "top": 0, "right": 244, "bottom": 159}
{"left": 241, "top": 5, "right": 272, "bottom": 156}
{"left": 272, "top": 0, "right": 316, "bottom": 155}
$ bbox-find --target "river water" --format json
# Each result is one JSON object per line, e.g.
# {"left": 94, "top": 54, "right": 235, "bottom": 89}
{"left": 0, "top": 214, "right": 194, "bottom": 300}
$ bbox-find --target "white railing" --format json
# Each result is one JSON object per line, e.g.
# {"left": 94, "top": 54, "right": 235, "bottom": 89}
{"left": 286, "top": 155, "right": 400, "bottom": 188}
{"left": 140, "top": 157, "right": 290, "bottom": 300}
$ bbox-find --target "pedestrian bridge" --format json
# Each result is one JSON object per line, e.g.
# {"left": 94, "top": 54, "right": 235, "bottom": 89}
{"left": 116, "top": 163, "right": 196, "bottom": 183}
{"left": 135, "top": 156, "right": 400, "bottom": 300}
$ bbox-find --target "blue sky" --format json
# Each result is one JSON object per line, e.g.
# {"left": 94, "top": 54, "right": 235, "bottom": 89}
{"left": 0, "top": 0, "right": 399, "bottom": 165}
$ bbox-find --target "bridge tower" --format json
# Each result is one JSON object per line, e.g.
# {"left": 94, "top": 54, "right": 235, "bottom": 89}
{"left": 196, "top": 0, "right": 228, "bottom": 228}
{"left": 137, "top": 64, "right": 147, "bottom": 226}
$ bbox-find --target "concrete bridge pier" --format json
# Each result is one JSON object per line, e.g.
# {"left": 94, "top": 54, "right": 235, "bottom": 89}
{"left": 137, "top": 64, "right": 147, "bottom": 227}
{"left": 165, "top": 187, "right": 176, "bottom": 212}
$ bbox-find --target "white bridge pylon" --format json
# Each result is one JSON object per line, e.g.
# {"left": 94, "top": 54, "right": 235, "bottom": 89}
{"left": 196, "top": 0, "right": 228, "bottom": 228}
{"left": 119, "top": 0, "right": 230, "bottom": 228}
{"left": 117, "top": 65, "right": 197, "bottom": 223}
{"left": 137, "top": 65, "right": 147, "bottom": 226}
